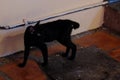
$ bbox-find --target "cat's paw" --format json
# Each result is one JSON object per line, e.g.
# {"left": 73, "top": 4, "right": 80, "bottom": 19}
{"left": 68, "top": 56, "right": 75, "bottom": 60}
{"left": 18, "top": 63, "right": 25, "bottom": 68}
{"left": 41, "top": 62, "right": 48, "bottom": 67}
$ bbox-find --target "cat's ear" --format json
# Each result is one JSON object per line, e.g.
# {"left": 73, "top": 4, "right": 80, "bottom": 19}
{"left": 35, "top": 21, "right": 40, "bottom": 27}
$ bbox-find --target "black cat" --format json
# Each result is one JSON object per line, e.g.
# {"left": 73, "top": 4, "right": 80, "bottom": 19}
{"left": 18, "top": 19, "right": 80, "bottom": 67}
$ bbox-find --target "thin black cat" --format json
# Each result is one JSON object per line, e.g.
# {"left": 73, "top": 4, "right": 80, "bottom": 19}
{"left": 18, "top": 19, "right": 80, "bottom": 67}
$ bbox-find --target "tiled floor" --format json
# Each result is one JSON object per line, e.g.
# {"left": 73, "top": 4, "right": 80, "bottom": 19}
{"left": 0, "top": 28, "right": 120, "bottom": 80}
{"left": 0, "top": 60, "right": 47, "bottom": 80}
{"left": 74, "top": 29, "right": 120, "bottom": 62}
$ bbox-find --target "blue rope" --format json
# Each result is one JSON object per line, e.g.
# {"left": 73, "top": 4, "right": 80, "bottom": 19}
{"left": 109, "top": 0, "right": 120, "bottom": 3}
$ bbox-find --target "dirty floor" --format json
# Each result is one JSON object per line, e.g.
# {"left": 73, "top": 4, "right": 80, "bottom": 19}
{"left": 0, "top": 27, "right": 120, "bottom": 80}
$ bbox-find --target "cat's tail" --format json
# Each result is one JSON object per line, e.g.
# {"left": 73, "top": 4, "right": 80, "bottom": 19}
{"left": 66, "top": 20, "right": 80, "bottom": 29}
{"left": 69, "top": 20, "right": 80, "bottom": 29}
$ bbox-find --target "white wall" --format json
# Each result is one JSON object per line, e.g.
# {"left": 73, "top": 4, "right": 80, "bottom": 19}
{"left": 0, "top": 0, "right": 104, "bottom": 34}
